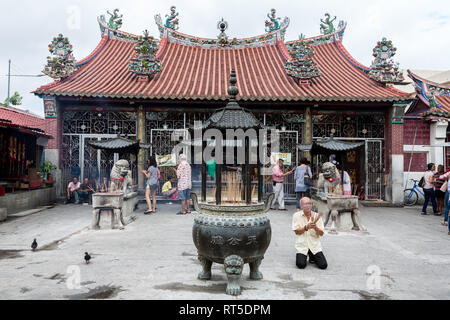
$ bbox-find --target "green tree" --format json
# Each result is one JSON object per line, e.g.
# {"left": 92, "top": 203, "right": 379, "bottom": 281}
{"left": 4, "top": 91, "right": 23, "bottom": 106}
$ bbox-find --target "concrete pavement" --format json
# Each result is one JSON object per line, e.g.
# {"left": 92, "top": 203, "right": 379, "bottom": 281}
{"left": 0, "top": 202, "right": 449, "bottom": 300}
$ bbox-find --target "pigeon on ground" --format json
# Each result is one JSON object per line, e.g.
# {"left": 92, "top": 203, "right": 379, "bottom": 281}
{"left": 31, "top": 239, "right": 37, "bottom": 252}
{"left": 84, "top": 252, "right": 91, "bottom": 264}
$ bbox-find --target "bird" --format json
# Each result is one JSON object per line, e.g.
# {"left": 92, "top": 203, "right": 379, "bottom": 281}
{"left": 84, "top": 252, "right": 91, "bottom": 264}
{"left": 31, "top": 239, "right": 37, "bottom": 252}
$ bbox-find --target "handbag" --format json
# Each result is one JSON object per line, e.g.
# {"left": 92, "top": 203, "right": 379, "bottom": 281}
{"left": 440, "top": 181, "right": 448, "bottom": 193}
{"left": 418, "top": 176, "right": 425, "bottom": 188}
{"left": 304, "top": 173, "right": 314, "bottom": 187}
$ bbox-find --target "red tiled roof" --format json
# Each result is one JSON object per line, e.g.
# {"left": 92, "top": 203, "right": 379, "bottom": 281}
{"left": 0, "top": 106, "right": 51, "bottom": 138}
{"left": 0, "top": 106, "right": 46, "bottom": 130}
{"left": 35, "top": 35, "right": 409, "bottom": 103}
{"left": 408, "top": 70, "right": 450, "bottom": 117}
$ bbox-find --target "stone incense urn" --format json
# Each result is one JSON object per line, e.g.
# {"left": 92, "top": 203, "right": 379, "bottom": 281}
{"left": 191, "top": 192, "right": 275, "bottom": 296}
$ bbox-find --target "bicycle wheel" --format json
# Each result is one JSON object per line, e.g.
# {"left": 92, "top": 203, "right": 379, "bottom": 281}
{"left": 403, "top": 189, "right": 418, "bottom": 206}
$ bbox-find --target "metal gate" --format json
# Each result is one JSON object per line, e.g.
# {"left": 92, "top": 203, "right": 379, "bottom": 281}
{"left": 263, "top": 130, "right": 298, "bottom": 200}
{"left": 150, "top": 129, "right": 189, "bottom": 195}
{"left": 61, "top": 134, "right": 137, "bottom": 194}
{"left": 365, "top": 140, "right": 384, "bottom": 200}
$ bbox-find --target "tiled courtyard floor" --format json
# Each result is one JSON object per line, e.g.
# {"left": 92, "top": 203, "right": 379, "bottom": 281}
{"left": 0, "top": 202, "right": 449, "bottom": 300}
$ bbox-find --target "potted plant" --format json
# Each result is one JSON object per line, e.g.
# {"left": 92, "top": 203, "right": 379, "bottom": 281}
{"left": 40, "top": 161, "right": 57, "bottom": 185}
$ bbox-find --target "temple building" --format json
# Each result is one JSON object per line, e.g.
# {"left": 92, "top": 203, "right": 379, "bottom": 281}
{"left": 34, "top": 8, "right": 412, "bottom": 204}
{"left": 403, "top": 71, "right": 450, "bottom": 188}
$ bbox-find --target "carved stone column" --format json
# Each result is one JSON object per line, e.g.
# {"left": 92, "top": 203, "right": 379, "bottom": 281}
{"left": 137, "top": 105, "right": 146, "bottom": 190}
{"left": 303, "top": 106, "right": 313, "bottom": 161}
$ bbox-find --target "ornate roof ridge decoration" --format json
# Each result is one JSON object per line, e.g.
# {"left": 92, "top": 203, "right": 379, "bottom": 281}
{"left": 408, "top": 70, "right": 449, "bottom": 112}
{"left": 284, "top": 35, "right": 320, "bottom": 83}
{"left": 107, "top": 9, "right": 123, "bottom": 30}
{"left": 165, "top": 6, "right": 179, "bottom": 30}
{"left": 285, "top": 19, "right": 346, "bottom": 48}
{"left": 129, "top": 30, "right": 162, "bottom": 80}
{"left": 368, "top": 37, "right": 404, "bottom": 84}
{"left": 320, "top": 13, "right": 337, "bottom": 35}
{"left": 265, "top": 8, "right": 281, "bottom": 32}
{"left": 42, "top": 34, "right": 78, "bottom": 81}
{"left": 408, "top": 70, "right": 450, "bottom": 96}
{"left": 154, "top": 13, "right": 290, "bottom": 49}
{"left": 203, "top": 69, "right": 265, "bottom": 129}
{"left": 97, "top": 14, "right": 141, "bottom": 42}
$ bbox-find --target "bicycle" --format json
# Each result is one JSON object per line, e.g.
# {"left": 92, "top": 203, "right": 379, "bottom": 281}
{"left": 403, "top": 179, "right": 425, "bottom": 206}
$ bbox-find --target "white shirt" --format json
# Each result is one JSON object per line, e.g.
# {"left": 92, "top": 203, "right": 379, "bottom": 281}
{"left": 292, "top": 210, "right": 325, "bottom": 255}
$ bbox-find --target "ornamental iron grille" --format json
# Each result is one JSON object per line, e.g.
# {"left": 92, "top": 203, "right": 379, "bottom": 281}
{"left": 63, "top": 111, "right": 136, "bottom": 135}
{"left": 61, "top": 110, "right": 137, "bottom": 195}
{"left": 312, "top": 114, "right": 385, "bottom": 139}
{"left": 61, "top": 135, "right": 80, "bottom": 194}
{"left": 365, "top": 140, "right": 385, "bottom": 200}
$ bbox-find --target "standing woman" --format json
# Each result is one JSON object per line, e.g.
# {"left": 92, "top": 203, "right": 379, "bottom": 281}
{"left": 434, "top": 165, "right": 445, "bottom": 214}
{"left": 421, "top": 163, "right": 438, "bottom": 215}
{"left": 142, "top": 156, "right": 159, "bottom": 214}
{"left": 294, "top": 158, "right": 313, "bottom": 210}
{"left": 336, "top": 164, "right": 352, "bottom": 196}
{"left": 439, "top": 167, "right": 450, "bottom": 227}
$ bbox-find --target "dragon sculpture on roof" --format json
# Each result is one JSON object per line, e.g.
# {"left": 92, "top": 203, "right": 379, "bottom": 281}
{"left": 107, "top": 9, "right": 123, "bottom": 30}
{"left": 320, "top": 13, "right": 336, "bottom": 35}
{"left": 265, "top": 8, "right": 281, "bottom": 32}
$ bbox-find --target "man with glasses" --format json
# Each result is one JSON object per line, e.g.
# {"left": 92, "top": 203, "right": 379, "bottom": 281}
{"left": 292, "top": 197, "right": 328, "bottom": 270}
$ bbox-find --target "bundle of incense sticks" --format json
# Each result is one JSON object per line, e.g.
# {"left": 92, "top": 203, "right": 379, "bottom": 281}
{"left": 313, "top": 212, "right": 323, "bottom": 224}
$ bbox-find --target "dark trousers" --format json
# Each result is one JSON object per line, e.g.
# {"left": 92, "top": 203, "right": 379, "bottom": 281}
{"left": 422, "top": 188, "right": 438, "bottom": 214}
{"left": 79, "top": 191, "right": 93, "bottom": 203}
{"left": 296, "top": 250, "right": 328, "bottom": 270}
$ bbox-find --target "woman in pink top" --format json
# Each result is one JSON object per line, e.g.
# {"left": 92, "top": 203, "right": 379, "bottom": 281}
{"left": 421, "top": 163, "right": 438, "bottom": 216}
{"left": 439, "top": 168, "right": 450, "bottom": 231}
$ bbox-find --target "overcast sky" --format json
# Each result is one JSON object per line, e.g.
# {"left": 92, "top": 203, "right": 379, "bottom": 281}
{"left": 1, "top": 0, "right": 449, "bottom": 116}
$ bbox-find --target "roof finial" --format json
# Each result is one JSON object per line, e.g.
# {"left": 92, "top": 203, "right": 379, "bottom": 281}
{"left": 265, "top": 8, "right": 281, "bottom": 32}
{"left": 228, "top": 69, "right": 238, "bottom": 100}
{"left": 107, "top": 9, "right": 123, "bottom": 30}
{"left": 320, "top": 13, "right": 336, "bottom": 35}
{"left": 165, "top": 6, "right": 179, "bottom": 30}
{"left": 368, "top": 37, "right": 404, "bottom": 84}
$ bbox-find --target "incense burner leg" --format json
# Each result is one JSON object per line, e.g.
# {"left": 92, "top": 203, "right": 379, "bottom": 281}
{"left": 113, "top": 209, "right": 124, "bottom": 229}
{"left": 249, "top": 257, "right": 264, "bottom": 280}
{"left": 91, "top": 209, "right": 100, "bottom": 230}
{"left": 329, "top": 210, "right": 339, "bottom": 234}
{"left": 224, "top": 255, "right": 244, "bottom": 296}
{"left": 324, "top": 208, "right": 331, "bottom": 227}
{"left": 351, "top": 209, "right": 366, "bottom": 231}
{"left": 197, "top": 255, "right": 212, "bottom": 280}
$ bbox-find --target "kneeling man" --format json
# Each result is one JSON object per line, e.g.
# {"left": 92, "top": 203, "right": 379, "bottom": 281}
{"left": 292, "top": 197, "right": 328, "bottom": 270}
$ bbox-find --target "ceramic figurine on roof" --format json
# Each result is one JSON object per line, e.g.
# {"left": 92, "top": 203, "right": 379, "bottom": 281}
{"left": 285, "top": 36, "right": 320, "bottom": 83}
{"left": 165, "top": 6, "right": 179, "bottom": 30}
{"left": 217, "top": 18, "right": 229, "bottom": 47}
{"left": 320, "top": 13, "right": 336, "bottom": 35}
{"left": 42, "top": 34, "right": 77, "bottom": 81}
{"left": 129, "top": 30, "right": 162, "bottom": 78}
{"left": 265, "top": 8, "right": 281, "bottom": 32}
{"left": 368, "top": 37, "right": 404, "bottom": 84}
{"left": 427, "top": 90, "right": 439, "bottom": 109}
{"left": 107, "top": 9, "right": 123, "bottom": 30}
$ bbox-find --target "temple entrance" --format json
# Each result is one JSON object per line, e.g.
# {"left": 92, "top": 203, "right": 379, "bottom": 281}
{"left": 365, "top": 140, "right": 385, "bottom": 200}
{"left": 62, "top": 134, "right": 138, "bottom": 193}
{"left": 311, "top": 139, "right": 384, "bottom": 200}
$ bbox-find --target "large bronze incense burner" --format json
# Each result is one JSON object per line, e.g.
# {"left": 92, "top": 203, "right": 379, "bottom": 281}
{"left": 191, "top": 70, "right": 274, "bottom": 296}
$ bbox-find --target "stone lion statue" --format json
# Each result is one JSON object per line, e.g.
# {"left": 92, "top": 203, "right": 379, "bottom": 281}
{"left": 110, "top": 159, "right": 133, "bottom": 195}
{"left": 317, "top": 162, "right": 342, "bottom": 194}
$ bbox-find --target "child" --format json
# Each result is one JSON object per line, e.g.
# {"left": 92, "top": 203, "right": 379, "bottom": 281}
{"left": 162, "top": 176, "right": 178, "bottom": 201}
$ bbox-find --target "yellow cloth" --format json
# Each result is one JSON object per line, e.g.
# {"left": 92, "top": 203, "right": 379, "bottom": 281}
{"left": 162, "top": 181, "right": 172, "bottom": 193}
{"left": 291, "top": 210, "right": 325, "bottom": 255}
